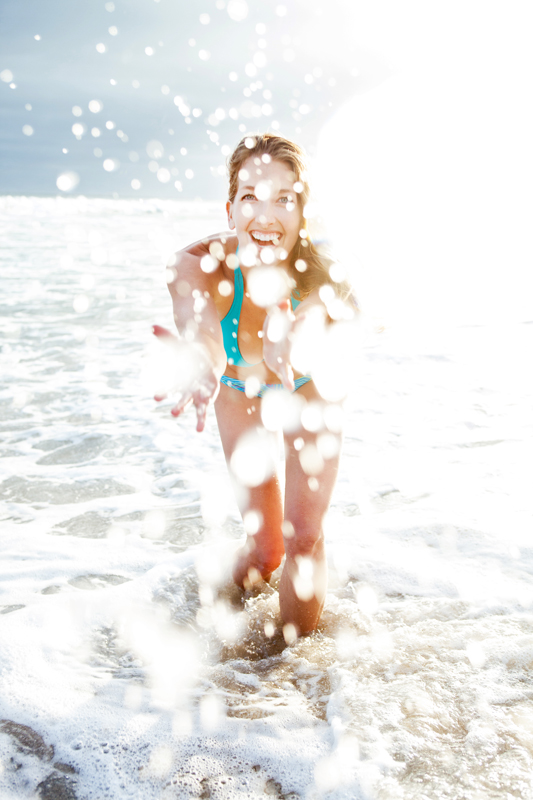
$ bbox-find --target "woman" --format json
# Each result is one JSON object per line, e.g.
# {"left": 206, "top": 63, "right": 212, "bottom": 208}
{"left": 154, "top": 133, "right": 356, "bottom": 637}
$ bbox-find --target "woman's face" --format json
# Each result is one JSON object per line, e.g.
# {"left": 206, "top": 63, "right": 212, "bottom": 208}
{"left": 226, "top": 156, "right": 302, "bottom": 262}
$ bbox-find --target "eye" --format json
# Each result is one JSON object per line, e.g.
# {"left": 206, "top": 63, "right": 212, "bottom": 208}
{"left": 241, "top": 193, "right": 256, "bottom": 201}
{"left": 278, "top": 195, "right": 293, "bottom": 204}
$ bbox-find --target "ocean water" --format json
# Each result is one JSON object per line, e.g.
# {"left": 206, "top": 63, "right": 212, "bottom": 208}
{"left": 1, "top": 195, "right": 532, "bottom": 800}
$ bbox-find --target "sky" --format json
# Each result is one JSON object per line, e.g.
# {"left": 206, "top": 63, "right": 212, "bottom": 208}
{"left": 0, "top": 0, "right": 381, "bottom": 200}
{"left": 2, "top": 0, "right": 532, "bottom": 325}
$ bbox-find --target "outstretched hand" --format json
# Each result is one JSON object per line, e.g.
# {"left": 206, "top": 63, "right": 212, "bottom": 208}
{"left": 152, "top": 325, "right": 220, "bottom": 432}
{"left": 262, "top": 299, "right": 299, "bottom": 391}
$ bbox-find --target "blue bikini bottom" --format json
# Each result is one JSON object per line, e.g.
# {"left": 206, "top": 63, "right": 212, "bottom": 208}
{"left": 220, "top": 375, "right": 312, "bottom": 399}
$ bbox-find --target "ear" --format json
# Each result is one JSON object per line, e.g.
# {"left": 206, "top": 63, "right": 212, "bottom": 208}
{"left": 226, "top": 201, "right": 235, "bottom": 230}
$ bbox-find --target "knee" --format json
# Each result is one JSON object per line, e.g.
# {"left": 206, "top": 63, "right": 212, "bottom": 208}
{"left": 283, "top": 520, "right": 324, "bottom": 560}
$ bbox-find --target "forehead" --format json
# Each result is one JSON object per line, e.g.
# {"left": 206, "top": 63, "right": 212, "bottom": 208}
{"left": 237, "top": 156, "right": 296, "bottom": 188}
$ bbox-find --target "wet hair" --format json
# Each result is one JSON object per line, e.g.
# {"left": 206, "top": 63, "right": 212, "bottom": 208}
{"left": 227, "top": 133, "right": 356, "bottom": 306}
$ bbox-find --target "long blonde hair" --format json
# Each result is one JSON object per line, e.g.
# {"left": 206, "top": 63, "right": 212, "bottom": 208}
{"left": 227, "top": 133, "right": 356, "bottom": 305}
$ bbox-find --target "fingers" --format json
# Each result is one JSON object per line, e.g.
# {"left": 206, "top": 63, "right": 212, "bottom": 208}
{"left": 195, "top": 400, "right": 208, "bottom": 433}
{"left": 152, "top": 324, "right": 173, "bottom": 339}
{"left": 280, "top": 363, "right": 295, "bottom": 392}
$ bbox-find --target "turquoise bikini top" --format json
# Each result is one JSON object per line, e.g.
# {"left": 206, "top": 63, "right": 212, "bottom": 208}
{"left": 220, "top": 263, "right": 300, "bottom": 368}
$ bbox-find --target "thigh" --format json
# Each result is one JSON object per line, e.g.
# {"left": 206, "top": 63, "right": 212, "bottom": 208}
{"left": 214, "top": 381, "right": 283, "bottom": 517}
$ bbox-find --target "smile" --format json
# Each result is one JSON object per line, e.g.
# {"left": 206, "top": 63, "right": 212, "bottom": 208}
{"left": 250, "top": 231, "right": 280, "bottom": 246}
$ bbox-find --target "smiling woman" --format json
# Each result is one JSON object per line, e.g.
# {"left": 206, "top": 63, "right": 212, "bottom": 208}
{"left": 153, "top": 133, "right": 357, "bottom": 637}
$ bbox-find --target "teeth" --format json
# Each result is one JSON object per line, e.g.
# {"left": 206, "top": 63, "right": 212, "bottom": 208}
{"left": 251, "top": 231, "right": 280, "bottom": 243}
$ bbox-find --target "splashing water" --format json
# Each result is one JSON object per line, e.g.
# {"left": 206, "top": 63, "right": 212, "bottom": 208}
{"left": 1, "top": 197, "right": 532, "bottom": 800}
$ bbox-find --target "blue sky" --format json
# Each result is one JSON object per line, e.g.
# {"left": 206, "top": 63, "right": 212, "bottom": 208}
{"left": 0, "top": 0, "right": 387, "bottom": 199}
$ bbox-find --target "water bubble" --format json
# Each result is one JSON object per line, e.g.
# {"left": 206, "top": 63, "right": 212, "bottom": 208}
{"left": 218, "top": 279, "right": 232, "bottom": 297}
{"left": 91, "top": 127, "right": 101, "bottom": 137}
{"left": 200, "top": 255, "right": 217, "bottom": 273}
{"left": 254, "top": 180, "right": 271, "bottom": 201}
{"left": 198, "top": 50, "right": 210, "bottom": 60}
{"left": 103, "top": 158, "right": 119, "bottom": 172}
{"left": 185, "top": 169, "right": 194, "bottom": 179}
{"left": 200, "top": 472, "right": 232, "bottom": 527}
{"left": 22, "top": 125, "right": 33, "bottom": 136}
{"left": 261, "top": 389, "right": 303, "bottom": 433}
{"left": 96, "top": 43, "right": 107, "bottom": 53}
{"left": 253, "top": 52, "right": 267, "bottom": 68}
{"left": 105, "top": 120, "right": 115, "bottom": 129}
{"left": 146, "top": 140, "right": 164, "bottom": 159}
{"left": 73, "top": 294, "right": 90, "bottom": 313}
{"left": 34, "top": 34, "right": 41, "bottom": 40}
{"left": 72, "top": 105, "right": 82, "bottom": 116}
{"left": 56, "top": 172, "right": 80, "bottom": 192}
{"left": 157, "top": 168, "right": 170, "bottom": 183}
{"left": 356, "top": 585, "right": 378, "bottom": 615}
{"left": 174, "top": 181, "right": 182, "bottom": 191}
{"left": 229, "top": 71, "right": 238, "bottom": 82}
{"left": 283, "top": 623, "right": 297, "bottom": 644}
{"left": 226, "top": 253, "right": 238, "bottom": 269}
{"left": 25, "top": 103, "right": 32, "bottom": 110}
{"left": 243, "top": 510, "right": 262, "bottom": 534}
{"left": 248, "top": 265, "right": 291, "bottom": 308}
{"left": 147, "top": 745, "right": 172, "bottom": 778}
{"left": 238, "top": 168, "right": 249, "bottom": 181}
{"left": 466, "top": 641, "right": 486, "bottom": 668}
{"left": 192, "top": 107, "right": 202, "bottom": 117}
{"left": 227, "top": 0, "right": 248, "bottom": 21}
{"left": 0, "top": 69, "right": 13, "bottom": 83}
{"left": 256, "top": 22, "right": 266, "bottom": 34}
{"left": 209, "top": 241, "right": 225, "bottom": 261}
{"left": 299, "top": 443, "right": 324, "bottom": 477}
{"left": 132, "top": 79, "right": 140, "bottom": 88}
{"left": 72, "top": 122, "right": 86, "bottom": 135}
{"left": 200, "top": 694, "right": 224, "bottom": 732}
{"left": 245, "top": 63, "right": 257, "bottom": 78}
{"left": 241, "top": 203, "right": 253, "bottom": 219}
{"left": 63, "top": 148, "right": 69, "bottom": 154}
{"left": 105, "top": 1, "right": 115, "bottom": 10}
{"left": 108, "top": 26, "right": 118, "bottom": 35}
{"left": 145, "top": 46, "right": 154, "bottom": 56}
{"left": 89, "top": 99, "right": 103, "bottom": 113}
{"left": 230, "top": 428, "right": 276, "bottom": 487}
{"left": 264, "top": 621, "right": 275, "bottom": 637}
{"left": 148, "top": 160, "right": 159, "bottom": 173}
{"left": 199, "top": 13, "right": 210, "bottom": 24}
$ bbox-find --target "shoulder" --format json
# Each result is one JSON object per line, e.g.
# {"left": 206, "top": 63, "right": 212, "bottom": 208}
{"left": 166, "top": 233, "right": 238, "bottom": 315}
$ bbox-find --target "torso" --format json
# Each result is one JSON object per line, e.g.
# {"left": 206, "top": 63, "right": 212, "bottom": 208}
{"left": 195, "top": 233, "right": 295, "bottom": 384}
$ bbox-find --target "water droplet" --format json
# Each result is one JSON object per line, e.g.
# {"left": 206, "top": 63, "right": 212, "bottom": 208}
{"left": 157, "top": 168, "right": 170, "bottom": 183}
{"left": 227, "top": 0, "right": 248, "bottom": 21}
{"left": 108, "top": 26, "right": 118, "bottom": 35}
{"left": 146, "top": 140, "right": 164, "bottom": 159}
{"left": 199, "top": 13, "right": 210, "bottom": 24}
{"left": 22, "top": 125, "right": 33, "bottom": 136}
{"left": 103, "top": 158, "right": 119, "bottom": 172}
{"left": 145, "top": 46, "right": 154, "bottom": 56}
{"left": 96, "top": 43, "right": 107, "bottom": 53}
{"left": 0, "top": 69, "right": 13, "bottom": 83}
{"left": 73, "top": 294, "right": 90, "bottom": 313}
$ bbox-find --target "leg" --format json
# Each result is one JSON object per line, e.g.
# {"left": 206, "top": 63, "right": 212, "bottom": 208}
{"left": 280, "top": 381, "right": 343, "bottom": 634}
{"left": 215, "top": 382, "right": 285, "bottom": 589}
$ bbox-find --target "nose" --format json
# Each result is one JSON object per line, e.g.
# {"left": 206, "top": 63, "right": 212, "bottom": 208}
{"left": 257, "top": 202, "right": 276, "bottom": 226}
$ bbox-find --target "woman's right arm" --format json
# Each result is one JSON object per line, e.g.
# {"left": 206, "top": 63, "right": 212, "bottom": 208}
{"left": 153, "top": 245, "right": 227, "bottom": 432}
